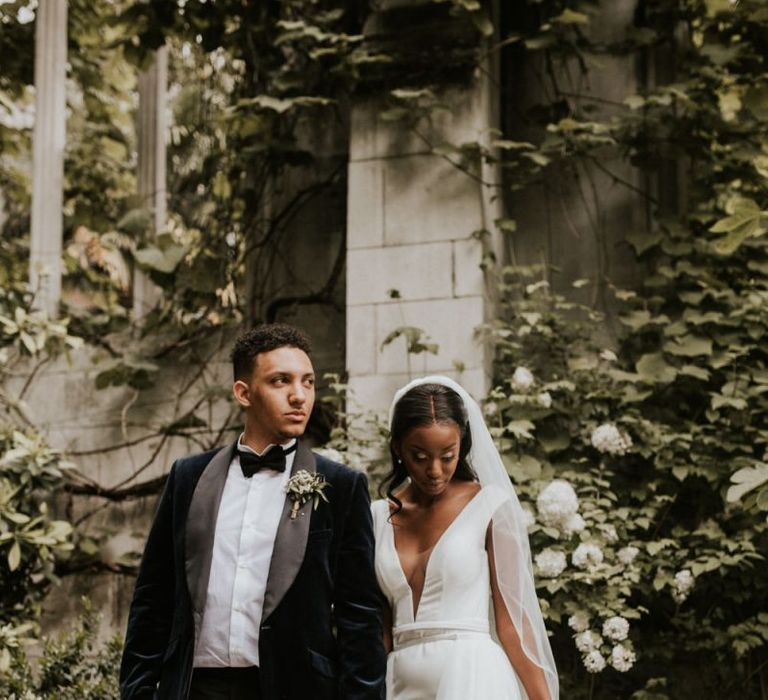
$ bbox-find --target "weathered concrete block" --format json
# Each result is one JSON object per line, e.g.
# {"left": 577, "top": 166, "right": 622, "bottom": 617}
{"left": 347, "top": 242, "right": 453, "bottom": 305}
{"left": 348, "top": 366, "right": 488, "bottom": 416}
{"left": 347, "top": 160, "right": 384, "bottom": 249}
{"left": 348, "top": 372, "right": 414, "bottom": 414}
{"left": 350, "top": 86, "right": 490, "bottom": 162}
{"left": 375, "top": 296, "right": 485, "bottom": 375}
{"left": 346, "top": 304, "right": 378, "bottom": 376}
{"left": 453, "top": 237, "right": 485, "bottom": 297}
{"left": 383, "top": 155, "right": 482, "bottom": 245}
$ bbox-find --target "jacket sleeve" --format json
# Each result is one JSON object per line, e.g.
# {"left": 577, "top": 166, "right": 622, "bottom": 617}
{"left": 334, "top": 470, "right": 387, "bottom": 699}
{"left": 119, "top": 462, "right": 178, "bottom": 699}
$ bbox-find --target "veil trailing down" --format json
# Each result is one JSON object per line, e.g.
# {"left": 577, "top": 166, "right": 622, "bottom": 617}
{"left": 377, "top": 375, "right": 558, "bottom": 700}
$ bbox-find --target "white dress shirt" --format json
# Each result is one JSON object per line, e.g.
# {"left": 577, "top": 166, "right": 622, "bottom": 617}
{"left": 193, "top": 436, "right": 296, "bottom": 668}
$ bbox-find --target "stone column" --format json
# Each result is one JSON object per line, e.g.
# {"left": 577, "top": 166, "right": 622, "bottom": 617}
{"left": 346, "top": 6, "right": 501, "bottom": 413}
{"left": 133, "top": 47, "right": 168, "bottom": 319}
{"left": 30, "top": 0, "right": 68, "bottom": 317}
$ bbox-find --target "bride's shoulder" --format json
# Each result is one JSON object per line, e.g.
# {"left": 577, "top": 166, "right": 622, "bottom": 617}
{"left": 478, "top": 482, "right": 512, "bottom": 510}
{"left": 370, "top": 498, "right": 391, "bottom": 521}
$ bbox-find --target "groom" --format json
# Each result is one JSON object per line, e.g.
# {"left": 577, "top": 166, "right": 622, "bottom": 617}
{"left": 120, "top": 323, "right": 386, "bottom": 699}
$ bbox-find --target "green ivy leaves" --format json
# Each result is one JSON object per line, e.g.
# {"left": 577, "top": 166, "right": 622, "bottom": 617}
{"left": 709, "top": 197, "right": 768, "bottom": 255}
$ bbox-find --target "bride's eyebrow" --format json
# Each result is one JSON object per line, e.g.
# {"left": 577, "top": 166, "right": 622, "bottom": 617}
{"left": 408, "top": 443, "right": 458, "bottom": 452}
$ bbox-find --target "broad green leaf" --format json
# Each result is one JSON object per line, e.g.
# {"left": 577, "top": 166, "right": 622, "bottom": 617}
{"left": 636, "top": 353, "right": 677, "bottom": 384}
{"left": 506, "top": 419, "right": 536, "bottom": 440}
{"left": 620, "top": 310, "right": 653, "bottom": 330}
{"left": 717, "top": 89, "right": 741, "bottom": 122}
{"left": 3, "top": 512, "right": 30, "bottom": 524}
{"left": 134, "top": 244, "right": 187, "bottom": 274}
{"left": 727, "top": 464, "right": 768, "bottom": 502}
{"left": 711, "top": 394, "right": 747, "bottom": 411}
{"left": 712, "top": 218, "right": 766, "bottom": 255}
{"left": 680, "top": 365, "right": 710, "bottom": 381}
{"left": 710, "top": 198, "right": 766, "bottom": 254}
{"left": 672, "top": 466, "right": 689, "bottom": 481}
{"left": 665, "top": 335, "right": 713, "bottom": 357}
{"left": 552, "top": 9, "right": 589, "bottom": 24}
{"left": 493, "top": 140, "right": 535, "bottom": 151}
{"left": 626, "top": 230, "right": 662, "bottom": 255}
{"left": 495, "top": 218, "right": 517, "bottom": 232}
{"left": 705, "top": 0, "right": 735, "bottom": 15}
{"left": 523, "top": 151, "right": 550, "bottom": 166}
{"left": 744, "top": 85, "right": 768, "bottom": 121}
{"left": 240, "top": 94, "right": 332, "bottom": 113}
{"left": 502, "top": 454, "right": 541, "bottom": 481}
{"left": 116, "top": 208, "right": 151, "bottom": 235}
{"left": 8, "top": 540, "right": 20, "bottom": 572}
{"left": 710, "top": 198, "right": 760, "bottom": 232}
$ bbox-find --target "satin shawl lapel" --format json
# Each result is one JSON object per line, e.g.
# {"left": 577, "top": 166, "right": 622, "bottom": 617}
{"left": 261, "top": 441, "right": 316, "bottom": 622}
{"left": 185, "top": 442, "right": 235, "bottom": 627}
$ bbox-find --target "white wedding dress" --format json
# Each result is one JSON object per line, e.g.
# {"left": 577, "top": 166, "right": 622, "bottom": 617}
{"left": 373, "top": 485, "right": 523, "bottom": 700}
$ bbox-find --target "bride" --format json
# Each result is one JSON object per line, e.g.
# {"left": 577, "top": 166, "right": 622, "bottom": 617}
{"left": 372, "top": 376, "right": 558, "bottom": 700}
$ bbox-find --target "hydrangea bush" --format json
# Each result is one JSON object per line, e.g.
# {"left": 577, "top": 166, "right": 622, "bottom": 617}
{"left": 481, "top": 263, "right": 768, "bottom": 698}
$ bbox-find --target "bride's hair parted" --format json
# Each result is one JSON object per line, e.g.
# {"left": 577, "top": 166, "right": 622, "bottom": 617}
{"left": 381, "top": 383, "right": 477, "bottom": 514}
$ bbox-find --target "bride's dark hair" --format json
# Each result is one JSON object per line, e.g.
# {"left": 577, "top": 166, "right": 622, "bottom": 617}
{"left": 380, "top": 383, "right": 477, "bottom": 514}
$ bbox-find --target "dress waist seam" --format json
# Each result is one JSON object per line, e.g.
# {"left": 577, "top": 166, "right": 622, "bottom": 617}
{"left": 392, "top": 619, "right": 491, "bottom": 651}
{"left": 394, "top": 619, "right": 489, "bottom": 635}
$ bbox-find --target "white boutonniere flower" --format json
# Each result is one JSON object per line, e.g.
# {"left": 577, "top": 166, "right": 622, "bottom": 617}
{"left": 285, "top": 470, "right": 330, "bottom": 520}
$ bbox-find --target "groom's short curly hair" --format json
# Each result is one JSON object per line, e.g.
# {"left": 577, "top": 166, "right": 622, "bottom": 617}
{"left": 231, "top": 323, "right": 312, "bottom": 381}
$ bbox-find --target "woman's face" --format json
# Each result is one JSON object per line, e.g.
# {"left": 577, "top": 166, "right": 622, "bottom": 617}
{"left": 397, "top": 421, "right": 462, "bottom": 497}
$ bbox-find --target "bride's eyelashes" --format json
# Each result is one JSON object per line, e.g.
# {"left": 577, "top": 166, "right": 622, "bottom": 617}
{"left": 409, "top": 452, "right": 456, "bottom": 463}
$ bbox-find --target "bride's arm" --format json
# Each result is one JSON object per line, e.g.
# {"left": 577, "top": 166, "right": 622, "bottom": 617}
{"left": 383, "top": 599, "right": 393, "bottom": 652}
{"left": 487, "top": 528, "right": 551, "bottom": 700}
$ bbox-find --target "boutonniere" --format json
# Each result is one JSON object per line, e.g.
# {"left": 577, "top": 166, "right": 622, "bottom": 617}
{"left": 285, "top": 470, "right": 330, "bottom": 520}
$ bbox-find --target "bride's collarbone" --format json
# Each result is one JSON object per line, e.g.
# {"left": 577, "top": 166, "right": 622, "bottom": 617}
{"left": 391, "top": 482, "right": 481, "bottom": 554}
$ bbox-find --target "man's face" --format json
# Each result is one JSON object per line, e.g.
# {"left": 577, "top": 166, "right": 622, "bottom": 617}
{"left": 233, "top": 346, "right": 315, "bottom": 446}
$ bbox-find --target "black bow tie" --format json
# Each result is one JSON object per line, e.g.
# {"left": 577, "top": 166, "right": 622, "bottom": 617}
{"left": 238, "top": 442, "right": 297, "bottom": 478}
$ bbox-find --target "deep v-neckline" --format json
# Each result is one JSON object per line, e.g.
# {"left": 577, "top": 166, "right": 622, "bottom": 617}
{"left": 388, "top": 489, "right": 483, "bottom": 621}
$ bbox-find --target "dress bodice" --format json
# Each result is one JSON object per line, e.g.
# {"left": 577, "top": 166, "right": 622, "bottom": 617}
{"left": 372, "top": 485, "right": 508, "bottom": 631}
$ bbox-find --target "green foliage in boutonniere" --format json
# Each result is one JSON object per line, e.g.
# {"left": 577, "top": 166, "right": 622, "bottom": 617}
{"left": 285, "top": 470, "right": 330, "bottom": 520}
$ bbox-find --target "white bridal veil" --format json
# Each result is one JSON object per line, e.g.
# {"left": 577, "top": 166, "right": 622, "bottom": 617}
{"left": 389, "top": 375, "right": 559, "bottom": 700}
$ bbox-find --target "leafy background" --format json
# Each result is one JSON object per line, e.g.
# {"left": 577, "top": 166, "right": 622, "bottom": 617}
{"left": 1, "top": 0, "right": 768, "bottom": 698}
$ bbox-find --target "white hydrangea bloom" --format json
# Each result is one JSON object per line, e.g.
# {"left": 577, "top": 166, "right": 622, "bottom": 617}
{"left": 537, "top": 479, "right": 579, "bottom": 529}
{"left": 535, "top": 549, "right": 567, "bottom": 578}
{"left": 575, "top": 630, "right": 603, "bottom": 653}
{"left": 572, "top": 543, "right": 604, "bottom": 571}
{"left": 511, "top": 366, "right": 535, "bottom": 392}
{"left": 602, "top": 616, "right": 630, "bottom": 642}
{"left": 536, "top": 391, "right": 553, "bottom": 408}
{"left": 521, "top": 507, "right": 536, "bottom": 530}
{"left": 672, "top": 569, "right": 694, "bottom": 603}
{"left": 617, "top": 546, "right": 640, "bottom": 566}
{"left": 583, "top": 650, "right": 607, "bottom": 674}
{"left": 590, "top": 423, "right": 633, "bottom": 455}
{"left": 568, "top": 612, "right": 590, "bottom": 633}
{"left": 562, "top": 513, "right": 586, "bottom": 537}
{"left": 609, "top": 645, "right": 636, "bottom": 672}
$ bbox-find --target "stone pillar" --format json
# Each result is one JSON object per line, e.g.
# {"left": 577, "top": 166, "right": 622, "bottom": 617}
{"left": 133, "top": 47, "right": 168, "bottom": 319}
{"left": 30, "top": 0, "right": 68, "bottom": 317}
{"left": 346, "top": 8, "right": 501, "bottom": 412}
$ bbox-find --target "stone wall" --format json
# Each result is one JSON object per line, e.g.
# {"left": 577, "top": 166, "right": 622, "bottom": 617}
{"left": 346, "top": 75, "right": 502, "bottom": 414}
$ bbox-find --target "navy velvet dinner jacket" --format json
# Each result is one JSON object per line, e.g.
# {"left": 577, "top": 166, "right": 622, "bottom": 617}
{"left": 119, "top": 441, "right": 386, "bottom": 700}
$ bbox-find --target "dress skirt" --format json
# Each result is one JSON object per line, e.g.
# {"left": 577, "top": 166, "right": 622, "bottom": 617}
{"left": 386, "top": 626, "right": 522, "bottom": 700}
